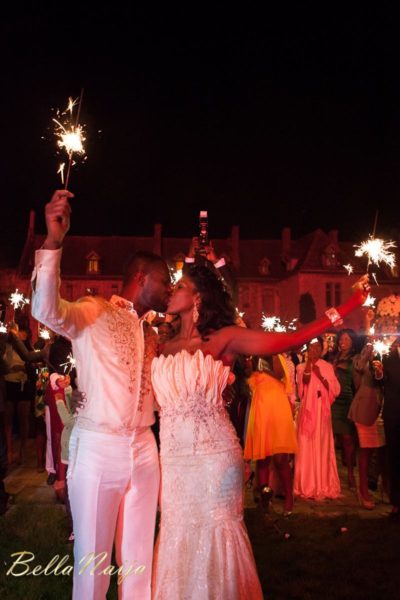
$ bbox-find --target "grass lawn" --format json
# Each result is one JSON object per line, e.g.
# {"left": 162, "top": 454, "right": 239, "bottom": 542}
{"left": 1, "top": 502, "right": 399, "bottom": 599}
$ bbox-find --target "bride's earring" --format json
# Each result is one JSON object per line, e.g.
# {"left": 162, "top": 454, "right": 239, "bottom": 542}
{"left": 193, "top": 301, "right": 200, "bottom": 324}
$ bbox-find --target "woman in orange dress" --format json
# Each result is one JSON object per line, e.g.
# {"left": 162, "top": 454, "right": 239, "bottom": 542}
{"left": 244, "top": 355, "right": 298, "bottom": 514}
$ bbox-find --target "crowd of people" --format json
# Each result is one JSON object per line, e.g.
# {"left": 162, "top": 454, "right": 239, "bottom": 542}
{"left": 0, "top": 188, "right": 398, "bottom": 600}
{"left": 0, "top": 321, "right": 76, "bottom": 519}
{"left": 242, "top": 330, "right": 400, "bottom": 519}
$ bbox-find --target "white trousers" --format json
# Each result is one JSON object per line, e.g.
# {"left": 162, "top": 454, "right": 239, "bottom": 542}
{"left": 45, "top": 406, "right": 55, "bottom": 474}
{"left": 68, "top": 426, "right": 160, "bottom": 600}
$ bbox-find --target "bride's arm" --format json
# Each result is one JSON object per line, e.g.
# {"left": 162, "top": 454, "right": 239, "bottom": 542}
{"left": 221, "top": 277, "right": 369, "bottom": 358}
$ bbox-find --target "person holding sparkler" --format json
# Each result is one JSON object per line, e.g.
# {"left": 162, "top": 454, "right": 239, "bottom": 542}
{"left": 348, "top": 340, "right": 386, "bottom": 509}
{"left": 3, "top": 322, "right": 49, "bottom": 466}
{"left": 31, "top": 189, "right": 172, "bottom": 600}
{"left": 294, "top": 337, "right": 341, "bottom": 500}
{"left": 374, "top": 337, "right": 400, "bottom": 519}
{"left": 150, "top": 264, "right": 369, "bottom": 599}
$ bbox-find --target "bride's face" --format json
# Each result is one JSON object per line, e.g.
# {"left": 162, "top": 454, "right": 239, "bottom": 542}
{"left": 167, "top": 276, "right": 200, "bottom": 315}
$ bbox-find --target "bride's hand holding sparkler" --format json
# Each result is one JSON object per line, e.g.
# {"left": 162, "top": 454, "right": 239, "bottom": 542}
{"left": 351, "top": 274, "right": 370, "bottom": 303}
{"left": 43, "top": 189, "right": 74, "bottom": 250}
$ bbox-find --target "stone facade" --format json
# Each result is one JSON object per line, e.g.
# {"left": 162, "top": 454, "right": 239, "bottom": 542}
{"left": 1, "top": 212, "right": 400, "bottom": 336}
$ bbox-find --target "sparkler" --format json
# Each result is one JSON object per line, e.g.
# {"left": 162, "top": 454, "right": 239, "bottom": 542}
{"left": 9, "top": 289, "right": 30, "bottom": 311}
{"left": 261, "top": 315, "right": 280, "bottom": 331}
{"left": 362, "top": 295, "right": 376, "bottom": 308}
{"left": 39, "top": 327, "right": 51, "bottom": 340}
{"left": 343, "top": 264, "right": 354, "bottom": 275}
{"left": 372, "top": 339, "right": 391, "bottom": 357}
{"left": 53, "top": 90, "right": 86, "bottom": 189}
{"left": 57, "top": 163, "right": 65, "bottom": 185}
{"left": 170, "top": 267, "right": 183, "bottom": 285}
{"left": 261, "top": 315, "right": 297, "bottom": 333}
{"left": 60, "top": 353, "right": 76, "bottom": 374}
{"left": 354, "top": 237, "right": 397, "bottom": 270}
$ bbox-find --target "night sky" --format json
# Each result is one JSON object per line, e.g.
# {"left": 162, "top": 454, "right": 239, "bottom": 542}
{"left": 0, "top": 6, "right": 397, "bottom": 266}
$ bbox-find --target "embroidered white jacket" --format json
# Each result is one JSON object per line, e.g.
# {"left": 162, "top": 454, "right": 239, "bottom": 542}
{"left": 31, "top": 248, "right": 157, "bottom": 434}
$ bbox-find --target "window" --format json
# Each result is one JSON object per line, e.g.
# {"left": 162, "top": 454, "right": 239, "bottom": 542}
{"left": 322, "top": 245, "right": 339, "bottom": 269}
{"left": 326, "top": 283, "right": 341, "bottom": 307}
{"left": 261, "top": 288, "right": 275, "bottom": 313}
{"left": 239, "top": 285, "right": 250, "bottom": 308}
{"left": 66, "top": 284, "right": 73, "bottom": 301}
{"left": 86, "top": 252, "right": 101, "bottom": 275}
{"left": 258, "top": 257, "right": 271, "bottom": 276}
{"left": 86, "top": 287, "right": 98, "bottom": 296}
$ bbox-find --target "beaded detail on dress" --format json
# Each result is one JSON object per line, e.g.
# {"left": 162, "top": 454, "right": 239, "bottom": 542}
{"left": 152, "top": 349, "right": 234, "bottom": 456}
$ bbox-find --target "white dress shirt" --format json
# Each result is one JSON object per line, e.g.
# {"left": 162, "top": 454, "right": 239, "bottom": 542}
{"left": 31, "top": 248, "right": 157, "bottom": 434}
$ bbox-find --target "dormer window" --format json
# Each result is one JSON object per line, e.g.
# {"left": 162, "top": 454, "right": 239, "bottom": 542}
{"left": 258, "top": 257, "right": 271, "bottom": 276}
{"left": 86, "top": 251, "right": 101, "bottom": 275}
{"left": 322, "top": 245, "right": 339, "bottom": 269}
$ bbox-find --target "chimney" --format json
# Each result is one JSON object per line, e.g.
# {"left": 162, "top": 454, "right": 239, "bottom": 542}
{"left": 28, "top": 210, "right": 35, "bottom": 237}
{"left": 230, "top": 225, "right": 240, "bottom": 268}
{"left": 328, "top": 229, "right": 338, "bottom": 246}
{"left": 153, "top": 223, "right": 162, "bottom": 256}
{"left": 281, "top": 227, "right": 291, "bottom": 257}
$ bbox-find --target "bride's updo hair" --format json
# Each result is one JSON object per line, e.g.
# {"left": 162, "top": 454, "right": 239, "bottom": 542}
{"left": 187, "top": 265, "right": 236, "bottom": 339}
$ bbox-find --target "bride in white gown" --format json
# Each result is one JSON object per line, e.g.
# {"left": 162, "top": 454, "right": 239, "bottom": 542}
{"left": 151, "top": 266, "right": 369, "bottom": 599}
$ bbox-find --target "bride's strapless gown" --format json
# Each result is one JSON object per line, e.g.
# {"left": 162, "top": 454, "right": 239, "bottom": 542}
{"left": 151, "top": 349, "right": 264, "bottom": 600}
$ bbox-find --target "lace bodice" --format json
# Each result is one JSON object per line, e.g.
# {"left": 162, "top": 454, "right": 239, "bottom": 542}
{"left": 151, "top": 349, "right": 236, "bottom": 456}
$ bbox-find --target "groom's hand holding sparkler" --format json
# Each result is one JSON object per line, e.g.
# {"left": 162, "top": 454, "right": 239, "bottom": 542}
{"left": 43, "top": 189, "right": 74, "bottom": 250}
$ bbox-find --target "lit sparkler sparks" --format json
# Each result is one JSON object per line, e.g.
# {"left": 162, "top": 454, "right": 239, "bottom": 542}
{"left": 9, "top": 289, "right": 30, "bottom": 311}
{"left": 57, "top": 163, "right": 65, "bottom": 185}
{"left": 372, "top": 339, "right": 391, "bottom": 357}
{"left": 39, "top": 327, "right": 51, "bottom": 340}
{"left": 343, "top": 264, "right": 354, "bottom": 275}
{"left": 170, "top": 268, "right": 183, "bottom": 285}
{"left": 54, "top": 120, "right": 85, "bottom": 154}
{"left": 261, "top": 315, "right": 297, "bottom": 333}
{"left": 0, "top": 322, "right": 7, "bottom": 333}
{"left": 53, "top": 92, "right": 86, "bottom": 188}
{"left": 362, "top": 295, "right": 376, "bottom": 308}
{"left": 261, "top": 315, "right": 280, "bottom": 331}
{"left": 354, "top": 237, "right": 397, "bottom": 269}
{"left": 60, "top": 353, "right": 76, "bottom": 374}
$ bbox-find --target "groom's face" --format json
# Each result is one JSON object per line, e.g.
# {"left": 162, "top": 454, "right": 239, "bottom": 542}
{"left": 141, "top": 264, "right": 172, "bottom": 313}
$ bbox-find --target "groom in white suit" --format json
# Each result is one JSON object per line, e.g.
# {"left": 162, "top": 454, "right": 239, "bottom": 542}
{"left": 32, "top": 189, "right": 172, "bottom": 600}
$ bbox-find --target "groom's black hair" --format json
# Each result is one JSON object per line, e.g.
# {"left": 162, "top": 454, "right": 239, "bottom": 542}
{"left": 122, "top": 251, "right": 168, "bottom": 286}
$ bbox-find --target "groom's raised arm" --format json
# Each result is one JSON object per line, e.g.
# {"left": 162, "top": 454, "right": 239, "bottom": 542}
{"left": 31, "top": 190, "right": 100, "bottom": 339}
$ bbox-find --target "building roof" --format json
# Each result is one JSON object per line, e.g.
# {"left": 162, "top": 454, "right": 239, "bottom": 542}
{"left": 17, "top": 215, "right": 400, "bottom": 283}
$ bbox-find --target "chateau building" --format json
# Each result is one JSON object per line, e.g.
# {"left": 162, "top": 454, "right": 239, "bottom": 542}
{"left": 1, "top": 211, "right": 400, "bottom": 333}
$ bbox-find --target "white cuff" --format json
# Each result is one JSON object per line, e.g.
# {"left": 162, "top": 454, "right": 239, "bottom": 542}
{"left": 213, "top": 258, "right": 226, "bottom": 269}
